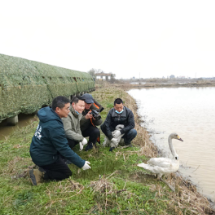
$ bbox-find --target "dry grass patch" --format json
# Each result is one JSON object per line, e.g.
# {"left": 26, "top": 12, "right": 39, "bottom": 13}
{"left": 2, "top": 156, "right": 33, "bottom": 177}
{"left": 44, "top": 180, "right": 85, "bottom": 209}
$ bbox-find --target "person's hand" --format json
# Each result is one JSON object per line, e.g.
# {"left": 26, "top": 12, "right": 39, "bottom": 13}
{"left": 82, "top": 161, "right": 91, "bottom": 170}
{"left": 111, "top": 138, "right": 118, "bottom": 145}
{"left": 112, "top": 130, "right": 121, "bottom": 138}
{"left": 82, "top": 138, "right": 88, "bottom": 145}
{"left": 85, "top": 111, "right": 92, "bottom": 119}
{"left": 79, "top": 138, "right": 88, "bottom": 151}
{"left": 79, "top": 142, "right": 84, "bottom": 151}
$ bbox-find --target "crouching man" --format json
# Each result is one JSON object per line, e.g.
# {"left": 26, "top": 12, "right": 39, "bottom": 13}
{"left": 28, "top": 96, "right": 91, "bottom": 186}
{"left": 101, "top": 98, "right": 137, "bottom": 151}
{"left": 62, "top": 96, "right": 88, "bottom": 152}
{"left": 80, "top": 93, "right": 103, "bottom": 151}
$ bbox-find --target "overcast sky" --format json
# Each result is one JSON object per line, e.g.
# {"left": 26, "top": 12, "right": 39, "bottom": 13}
{"left": 1, "top": 0, "right": 215, "bottom": 79}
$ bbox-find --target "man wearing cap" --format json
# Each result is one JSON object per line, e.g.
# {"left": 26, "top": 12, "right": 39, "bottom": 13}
{"left": 101, "top": 98, "right": 137, "bottom": 151}
{"left": 80, "top": 93, "right": 104, "bottom": 151}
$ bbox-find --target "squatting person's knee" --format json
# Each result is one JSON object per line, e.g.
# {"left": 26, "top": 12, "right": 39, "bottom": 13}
{"left": 131, "top": 129, "right": 137, "bottom": 138}
{"left": 94, "top": 127, "right": 100, "bottom": 137}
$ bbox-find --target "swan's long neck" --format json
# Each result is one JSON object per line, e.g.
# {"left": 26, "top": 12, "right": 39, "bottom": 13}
{"left": 168, "top": 136, "right": 178, "bottom": 159}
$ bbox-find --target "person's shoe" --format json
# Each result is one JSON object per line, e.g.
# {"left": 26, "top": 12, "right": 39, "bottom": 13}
{"left": 109, "top": 147, "right": 115, "bottom": 152}
{"left": 28, "top": 169, "right": 44, "bottom": 185}
{"left": 85, "top": 143, "right": 93, "bottom": 151}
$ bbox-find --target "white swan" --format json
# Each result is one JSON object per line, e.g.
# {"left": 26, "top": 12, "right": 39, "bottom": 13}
{"left": 137, "top": 133, "right": 183, "bottom": 180}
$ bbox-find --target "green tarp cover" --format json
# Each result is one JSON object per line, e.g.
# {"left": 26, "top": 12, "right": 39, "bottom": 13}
{"left": 0, "top": 54, "right": 94, "bottom": 122}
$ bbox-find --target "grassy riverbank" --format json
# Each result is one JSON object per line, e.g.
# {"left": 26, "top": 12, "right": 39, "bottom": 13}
{"left": 0, "top": 87, "right": 214, "bottom": 214}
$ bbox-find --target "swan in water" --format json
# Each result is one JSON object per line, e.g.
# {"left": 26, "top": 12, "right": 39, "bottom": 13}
{"left": 137, "top": 133, "right": 183, "bottom": 190}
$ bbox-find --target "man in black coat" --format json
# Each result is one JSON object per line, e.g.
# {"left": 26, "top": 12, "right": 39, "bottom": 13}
{"left": 100, "top": 98, "right": 137, "bottom": 151}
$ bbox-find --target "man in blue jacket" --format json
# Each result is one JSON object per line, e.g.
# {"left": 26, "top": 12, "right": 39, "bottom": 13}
{"left": 28, "top": 96, "right": 91, "bottom": 185}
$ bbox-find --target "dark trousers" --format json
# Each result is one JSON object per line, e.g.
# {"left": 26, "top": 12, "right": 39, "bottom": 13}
{"left": 122, "top": 129, "right": 137, "bottom": 144}
{"left": 101, "top": 124, "right": 137, "bottom": 145}
{"left": 67, "top": 138, "right": 79, "bottom": 149}
{"left": 82, "top": 125, "right": 100, "bottom": 144}
{"left": 40, "top": 156, "right": 72, "bottom": 181}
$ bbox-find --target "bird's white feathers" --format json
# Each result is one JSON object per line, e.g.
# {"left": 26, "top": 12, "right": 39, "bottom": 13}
{"left": 137, "top": 133, "right": 182, "bottom": 176}
{"left": 137, "top": 158, "right": 179, "bottom": 174}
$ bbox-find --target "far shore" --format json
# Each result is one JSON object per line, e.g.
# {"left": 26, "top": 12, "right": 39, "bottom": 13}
{"left": 95, "top": 79, "right": 215, "bottom": 90}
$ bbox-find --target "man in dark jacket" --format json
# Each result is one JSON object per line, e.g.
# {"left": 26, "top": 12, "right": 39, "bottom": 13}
{"left": 80, "top": 93, "right": 103, "bottom": 151}
{"left": 28, "top": 96, "right": 91, "bottom": 185}
{"left": 100, "top": 98, "right": 137, "bottom": 151}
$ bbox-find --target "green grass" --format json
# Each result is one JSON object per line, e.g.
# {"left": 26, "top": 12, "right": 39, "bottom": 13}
{"left": 0, "top": 87, "right": 198, "bottom": 214}
{"left": 0, "top": 133, "right": 169, "bottom": 215}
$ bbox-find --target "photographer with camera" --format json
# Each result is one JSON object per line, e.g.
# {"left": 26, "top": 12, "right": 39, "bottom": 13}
{"left": 80, "top": 93, "right": 104, "bottom": 151}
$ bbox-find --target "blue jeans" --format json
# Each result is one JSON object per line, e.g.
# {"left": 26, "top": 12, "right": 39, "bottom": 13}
{"left": 122, "top": 129, "right": 137, "bottom": 144}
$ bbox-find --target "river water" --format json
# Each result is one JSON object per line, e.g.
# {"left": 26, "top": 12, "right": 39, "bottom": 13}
{"left": 0, "top": 114, "right": 36, "bottom": 140}
{"left": 128, "top": 87, "right": 215, "bottom": 202}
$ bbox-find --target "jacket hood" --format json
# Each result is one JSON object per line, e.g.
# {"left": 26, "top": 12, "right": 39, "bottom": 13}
{"left": 37, "top": 107, "right": 61, "bottom": 123}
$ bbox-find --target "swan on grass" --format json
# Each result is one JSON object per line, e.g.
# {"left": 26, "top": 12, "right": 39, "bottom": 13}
{"left": 137, "top": 133, "right": 183, "bottom": 191}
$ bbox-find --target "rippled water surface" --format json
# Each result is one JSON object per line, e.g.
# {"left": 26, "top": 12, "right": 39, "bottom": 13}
{"left": 128, "top": 87, "right": 215, "bottom": 201}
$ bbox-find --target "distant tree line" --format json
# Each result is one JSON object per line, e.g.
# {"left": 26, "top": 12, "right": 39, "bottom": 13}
{"left": 88, "top": 68, "right": 116, "bottom": 82}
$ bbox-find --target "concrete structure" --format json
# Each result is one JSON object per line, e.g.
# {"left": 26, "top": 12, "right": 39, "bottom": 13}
{"left": 95, "top": 72, "right": 113, "bottom": 81}
{"left": 6, "top": 116, "right": 18, "bottom": 126}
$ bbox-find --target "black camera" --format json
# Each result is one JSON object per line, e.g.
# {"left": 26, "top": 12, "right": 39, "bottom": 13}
{"left": 91, "top": 109, "right": 101, "bottom": 120}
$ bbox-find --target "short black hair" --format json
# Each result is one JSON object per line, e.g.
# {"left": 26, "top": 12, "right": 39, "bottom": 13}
{"left": 52, "top": 96, "right": 70, "bottom": 110}
{"left": 71, "top": 96, "right": 84, "bottom": 104}
{"left": 114, "top": 98, "right": 123, "bottom": 105}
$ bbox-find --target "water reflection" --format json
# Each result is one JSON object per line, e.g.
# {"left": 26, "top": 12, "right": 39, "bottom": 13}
{"left": 128, "top": 87, "right": 215, "bottom": 202}
{"left": 0, "top": 113, "right": 36, "bottom": 140}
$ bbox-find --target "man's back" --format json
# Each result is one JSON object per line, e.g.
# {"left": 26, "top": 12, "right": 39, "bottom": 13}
{"left": 28, "top": 96, "right": 89, "bottom": 186}
{"left": 30, "top": 107, "right": 66, "bottom": 165}
{"left": 30, "top": 106, "right": 84, "bottom": 168}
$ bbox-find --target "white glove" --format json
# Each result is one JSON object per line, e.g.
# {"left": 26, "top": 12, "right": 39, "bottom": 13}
{"left": 82, "top": 138, "right": 88, "bottom": 145}
{"left": 112, "top": 130, "right": 121, "bottom": 138}
{"left": 111, "top": 138, "right": 118, "bottom": 145}
{"left": 82, "top": 161, "right": 91, "bottom": 170}
{"left": 79, "top": 138, "right": 88, "bottom": 151}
